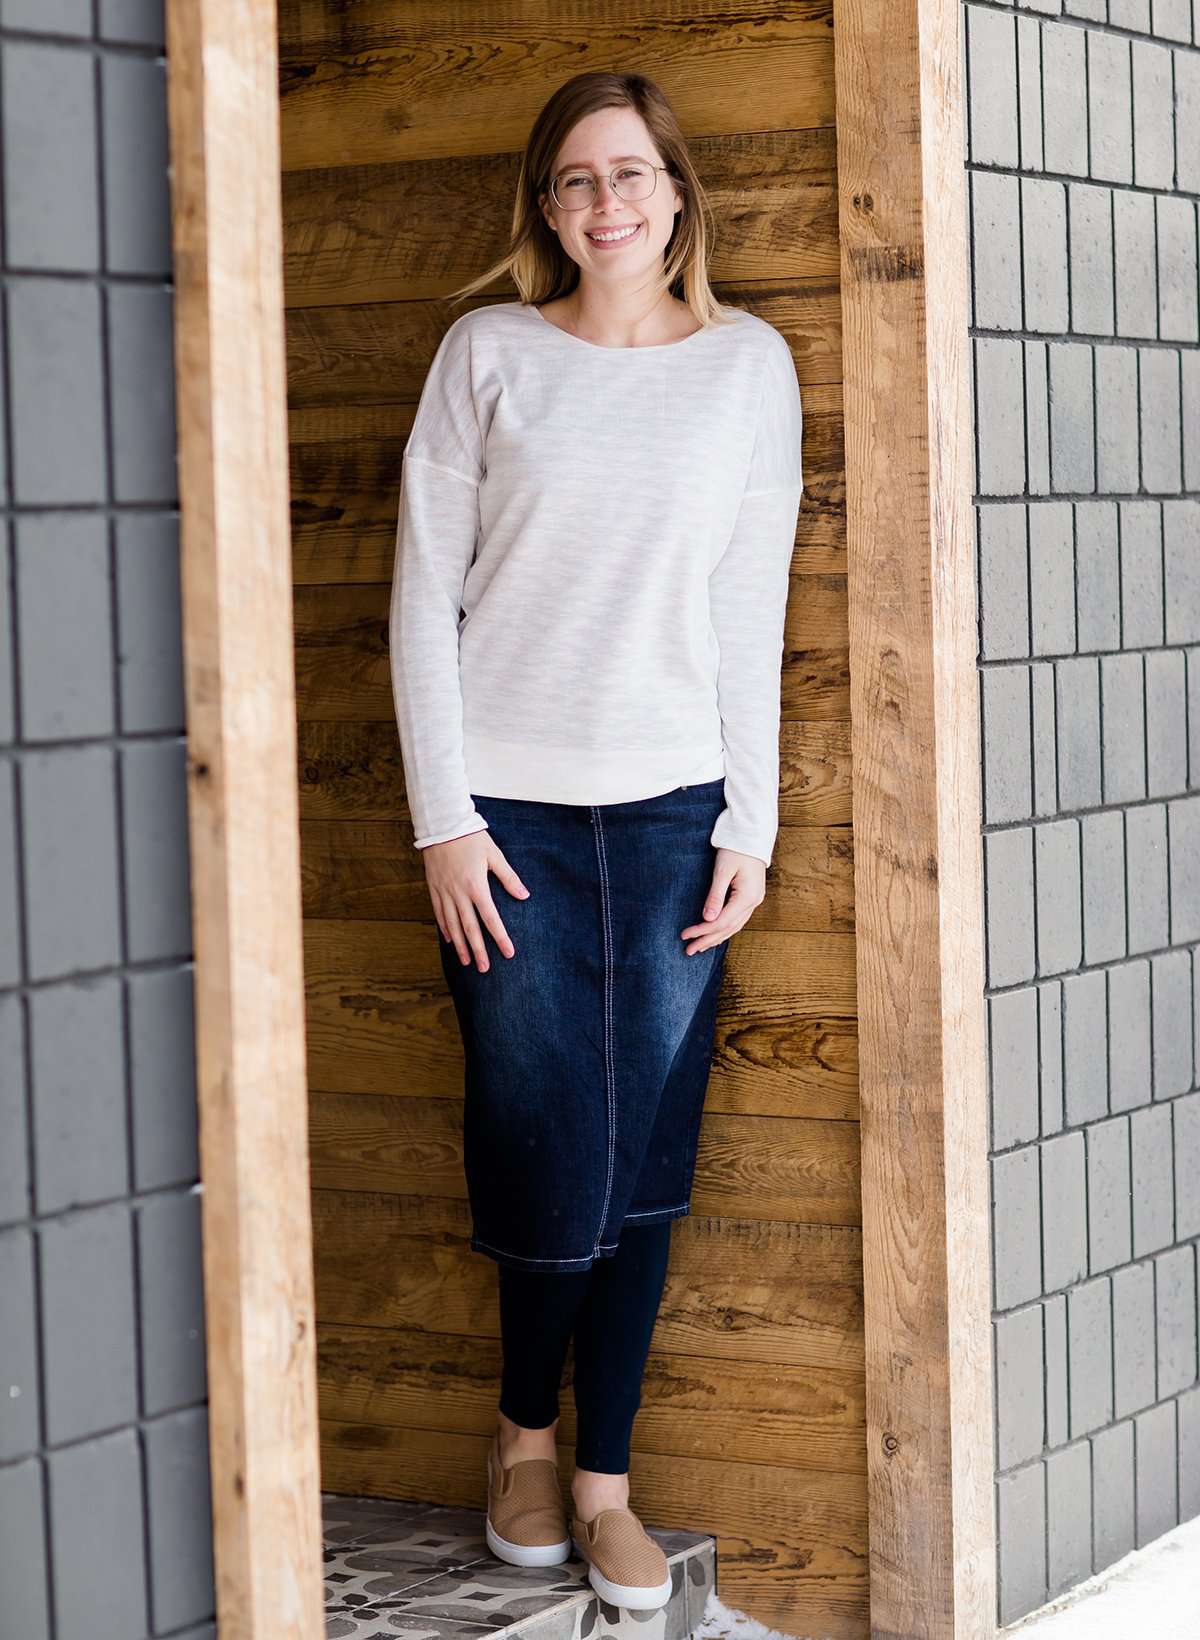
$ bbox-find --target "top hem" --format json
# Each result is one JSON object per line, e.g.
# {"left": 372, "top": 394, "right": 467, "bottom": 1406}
{"left": 462, "top": 732, "right": 726, "bottom": 806}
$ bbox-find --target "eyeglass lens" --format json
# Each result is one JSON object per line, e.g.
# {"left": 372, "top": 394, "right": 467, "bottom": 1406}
{"left": 552, "top": 161, "right": 657, "bottom": 208}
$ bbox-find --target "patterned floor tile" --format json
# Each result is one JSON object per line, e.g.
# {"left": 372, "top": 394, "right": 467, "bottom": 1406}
{"left": 683, "top": 1545, "right": 716, "bottom": 1636}
{"left": 322, "top": 1492, "right": 713, "bottom": 1640}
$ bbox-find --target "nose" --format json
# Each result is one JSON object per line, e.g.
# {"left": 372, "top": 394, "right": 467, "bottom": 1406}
{"left": 591, "top": 174, "right": 623, "bottom": 209}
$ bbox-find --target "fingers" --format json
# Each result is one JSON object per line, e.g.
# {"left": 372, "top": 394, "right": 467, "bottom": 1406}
{"left": 454, "top": 895, "right": 493, "bottom": 971}
{"left": 475, "top": 893, "right": 515, "bottom": 963}
{"left": 700, "top": 859, "right": 738, "bottom": 920}
{"left": 432, "top": 884, "right": 516, "bottom": 973}
{"left": 491, "top": 852, "right": 531, "bottom": 904}
{"left": 436, "top": 894, "right": 474, "bottom": 970}
{"left": 681, "top": 877, "right": 762, "bottom": 954}
{"left": 681, "top": 909, "right": 746, "bottom": 955}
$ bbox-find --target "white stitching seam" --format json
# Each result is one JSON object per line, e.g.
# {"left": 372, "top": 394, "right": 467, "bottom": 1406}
{"left": 590, "top": 807, "right": 617, "bottom": 1259}
{"left": 471, "top": 1238, "right": 596, "bottom": 1266}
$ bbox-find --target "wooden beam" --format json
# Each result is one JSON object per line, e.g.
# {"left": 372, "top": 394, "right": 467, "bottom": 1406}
{"left": 164, "top": 2, "right": 326, "bottom": 1636}
{"left": 833, "top": 0, "right": 996, "bottom": 1635}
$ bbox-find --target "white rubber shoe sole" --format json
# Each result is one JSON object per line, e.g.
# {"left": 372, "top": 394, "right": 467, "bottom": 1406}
{"left": 485, "top": 1514, "right": 572, "bottom": 1567}
{"left": 572, "top": 1539, "right": 673, "bottom": 1610}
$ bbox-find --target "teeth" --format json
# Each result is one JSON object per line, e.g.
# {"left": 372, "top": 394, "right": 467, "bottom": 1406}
{"left": 586, "top": 224, "right": 640, "bottom": 242}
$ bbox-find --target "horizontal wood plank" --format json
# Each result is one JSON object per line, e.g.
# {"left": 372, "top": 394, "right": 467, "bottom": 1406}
{"left": 295, "top": 716, "right": 853, "bottom": 832}
{"left": 299, "top": 812, "right": 853, "bottom": 935}
{"left": 282, "top": 130, "right": 838, "bottom": 304}
{"left": 303, "top": 918, "right": 857, "bottom": 1118}
{"left": 312, "top": 1188, "right": 865, "bottom": 1372}
{"left": 284, "top": 282, "right": 843, "bottom": 410}
{"left": 291, "top": 566, "right": 848, "bottom": 722}
{"left": 308, "top": 1089, "right": 862, "bottom": 1224}
{"left": 316, "top": 1319, "right": 867, "bottom": 1476}
{"left": 287, "top": 371, "right": 843, "bottom": 582}
{"left": 277, "top": 2, "right": 835, "bottom": 170}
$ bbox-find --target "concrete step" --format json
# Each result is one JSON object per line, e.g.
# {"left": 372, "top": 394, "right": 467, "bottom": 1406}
{"left": 323, "top": 1492, "right": 717, "bottom": 1640}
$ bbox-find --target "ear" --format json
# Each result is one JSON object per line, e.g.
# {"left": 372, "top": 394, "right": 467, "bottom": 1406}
{"left": 537, "top": 190, "right": 559, "bottom": 234}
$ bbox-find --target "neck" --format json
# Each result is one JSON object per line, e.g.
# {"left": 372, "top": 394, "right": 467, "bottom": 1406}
{"left": 558, "top": 281, "right": 683, "bottom": 347}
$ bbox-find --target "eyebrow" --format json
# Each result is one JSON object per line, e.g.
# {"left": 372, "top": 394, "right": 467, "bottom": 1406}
{"left": 555, "top": 153, "right": 650, "bottom": 170}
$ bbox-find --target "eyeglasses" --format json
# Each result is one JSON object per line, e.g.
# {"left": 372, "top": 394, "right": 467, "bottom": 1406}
{"left": 549, "top": 159, "right": 671, "bottom": 211}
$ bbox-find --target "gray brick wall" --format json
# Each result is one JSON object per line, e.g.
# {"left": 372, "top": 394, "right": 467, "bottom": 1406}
{"left": 967, "top": 0, "right": 1200, "bottom": 1624}
{"left": 0, "top": 4, "right": 215, "bottom": 1637}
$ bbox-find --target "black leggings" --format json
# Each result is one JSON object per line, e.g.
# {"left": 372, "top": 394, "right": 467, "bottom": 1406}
{"left": 496, "top": 1220, "right": 672, "bottom": 1474}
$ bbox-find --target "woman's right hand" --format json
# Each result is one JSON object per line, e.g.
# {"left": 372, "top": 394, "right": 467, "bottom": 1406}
{"left": 423, "top": 830, "right": 529, "bottom": 973}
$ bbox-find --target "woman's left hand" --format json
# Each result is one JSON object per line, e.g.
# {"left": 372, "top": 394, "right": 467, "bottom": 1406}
{"left": 680, "top": 848, "right": 766, "bottom": 954}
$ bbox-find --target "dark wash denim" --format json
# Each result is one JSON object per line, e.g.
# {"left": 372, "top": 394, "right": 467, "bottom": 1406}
{"left": 439, "top": 777, "right": 730, "bottom": 1274}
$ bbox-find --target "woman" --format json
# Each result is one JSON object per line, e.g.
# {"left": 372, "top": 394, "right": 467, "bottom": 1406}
{"left": 388, "top": 69, "right": 802, "bottom": 1613}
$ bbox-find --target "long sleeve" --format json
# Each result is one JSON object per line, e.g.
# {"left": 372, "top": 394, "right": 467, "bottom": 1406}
{"left": 388, "top": 316, "right": 491, "bottom": 849}
{"left": 707, "top": 330, "right": 804, "bottom": 869}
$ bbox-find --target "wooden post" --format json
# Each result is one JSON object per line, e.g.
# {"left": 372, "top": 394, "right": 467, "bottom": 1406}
{"left": 833, "top": 0, "right": 997, "bottom": 1634}
{"left": 164, "top": 1, "right": 326, "bottom": 1635}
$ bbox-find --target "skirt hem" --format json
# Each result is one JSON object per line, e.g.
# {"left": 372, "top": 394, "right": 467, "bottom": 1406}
{"left": 470, "top": 1205, "right": 691, "bottom": 1274}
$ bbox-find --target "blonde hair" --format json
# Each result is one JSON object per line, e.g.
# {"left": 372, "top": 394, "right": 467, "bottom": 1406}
{"left": 446, "top": 70, "right": 735, "bottom": 331}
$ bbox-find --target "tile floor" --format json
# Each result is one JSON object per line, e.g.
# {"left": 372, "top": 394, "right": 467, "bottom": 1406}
{"left": 322, "top": 1493, "right": 716, "bottom": 1640}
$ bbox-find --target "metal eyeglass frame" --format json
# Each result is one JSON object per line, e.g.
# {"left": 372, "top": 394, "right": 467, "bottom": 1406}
{"left": 548, "top": 160, "right": 672, "bottom": 211}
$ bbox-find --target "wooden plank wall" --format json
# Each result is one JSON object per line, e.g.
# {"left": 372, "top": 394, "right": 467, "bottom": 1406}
{"left": 278, "top": 5, "right": 865, "bottom": 1634}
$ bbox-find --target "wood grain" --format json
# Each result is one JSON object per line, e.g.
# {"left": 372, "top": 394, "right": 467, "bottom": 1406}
{"left": 319, "top": 1422, "right": 869, "bottom": 1638}
{"left": 312, "top": 1189, "right": 866, "bottom": 1373}
{"left": 308, "top": 1089, "right": 862, "bottom": 1223}
{"left": 277, "top": 1, "right": 836, "bottom": 169}
{"left": 315, "top": 1320, "right": 868, "bottom": 1475}
{"left": 290, "top": 570, "right": 847, "bottom": 721}
{"left": 280, "top": 4, "right": 870, "bottom": 1632}
{"left": 165, "top": 1, "right": 325, "bottom": 1636}
{"left": 833, "top": 0, "right": 994, "bottom": 1633}
{"left": 286, "top": 378, "right": 843, "bottom": 587}
{"left": 301, "top": 918, "right": 858, "bottom": 1115}
{"left": 298, "top": 815, "right": 854, "bottom": 935}
{"left": 295, "top": 715, "right": 853, "bottom": 830}
{"left": 281, "top": 130, "right": 839, "bottom": 304}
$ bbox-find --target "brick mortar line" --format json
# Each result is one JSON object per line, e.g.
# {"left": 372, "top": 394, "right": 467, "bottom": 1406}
{"left": 0, "top": 1391, "right": 211, "bottom": 1471}
{"left": 975, "top": 490, "right": 1200, "bottom": 502}
{"left": 0, "top": 731, "right": 189, "bottom": 760}
{"left": 973, "top": 328, "right": 1200, "bottom": 353}
{"left": 967, "top": 158, "right": 1200, "bottom": 209}
{"left": 0, "top": 269, "right": 173, "bottom": 288}
{"left": 983, "top": 927, "right": 1200, "bottom": 990}
{"left": 988, "top": 1075, "right": 1200, "bottom": 1156}
{"left": 0, "top": 1175, "right": 206, "bottom": 1237}
{"left": 982, "top": 794, "right": 1200, "bottom": 833}
{"left": 980, "top": 641, "right": 1200, "bottom": 666}
{"left": 993, "top": 1377, "right": 1196, "bottom": 1483}
{"left": 966, "top": 0, "right": 1200, "bottom": 56}
{"left": 0, "top": 24, "right": 163, "bottom": 58}
{"left": 92, "top": 16, "right": 161, "bottom": 1621}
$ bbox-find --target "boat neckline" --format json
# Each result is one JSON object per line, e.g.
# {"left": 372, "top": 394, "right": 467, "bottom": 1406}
{"left": 525, "top": 300, "right": 726, "bottom": 353}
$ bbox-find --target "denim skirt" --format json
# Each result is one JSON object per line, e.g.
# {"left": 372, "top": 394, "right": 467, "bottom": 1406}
{"left": 438, "top": 776, "right": 730, "bottom": 1274}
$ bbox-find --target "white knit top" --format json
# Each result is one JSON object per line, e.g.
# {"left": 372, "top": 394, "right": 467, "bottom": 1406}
{"left": 388, "top": 299, "right": 803, "bottom": 867}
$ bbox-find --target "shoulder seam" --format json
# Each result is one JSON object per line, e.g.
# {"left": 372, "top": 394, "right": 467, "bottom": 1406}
{"left": 403, "top": 451, "right": 481, "bottom": 488}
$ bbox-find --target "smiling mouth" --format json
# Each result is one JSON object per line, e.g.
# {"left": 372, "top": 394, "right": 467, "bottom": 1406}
{"left": 584, "top": 222, "right": 643, "bottom": 245}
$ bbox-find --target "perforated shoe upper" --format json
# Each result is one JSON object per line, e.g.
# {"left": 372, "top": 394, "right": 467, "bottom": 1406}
{"left": 487, "top": 1442, "right": 566, "bottom": 1548}
{"left": 572, "top": 1506, "right": 669, "bottom": 1587}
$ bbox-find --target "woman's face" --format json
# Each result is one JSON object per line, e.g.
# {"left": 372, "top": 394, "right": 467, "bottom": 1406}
{"left": 539, "top": 106, "right": 683, "bottom": 286}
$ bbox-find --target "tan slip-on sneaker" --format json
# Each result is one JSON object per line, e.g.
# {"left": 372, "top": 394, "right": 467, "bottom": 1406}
{"left": 571, "top": 1505, "right": 673, "bottom": 1610}
{"left": 485, "top": 1434, "right": 571, "bottom": 1567}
